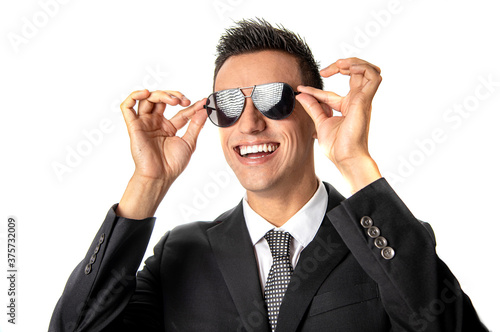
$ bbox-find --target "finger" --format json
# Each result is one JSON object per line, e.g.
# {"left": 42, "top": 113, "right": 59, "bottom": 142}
{"left": 321, "top": 102, "right": 334, "bottom": 117}
{"left": 164, "top": 90, "right": 191, "bottom": 107}
{"left": 150, "top": 102, "right": 167, "bottom": 115}
{"left": 320, "top": 58, "right": 381, "bottom": 78}
{"left": 120, "top": 89, "right": 151, "bottom": 125}
{"left": 137, "top": 90, "right": 184, "bottom": 115}
{"left": 170, "top": 99, "right": 207, "bottom": 131}
{"left": 350, "top": 64, "right": 383, "bottom": 97}
{"left": 296, "top": 93, "right": 331, "bottom": 128}
{"left": 334, "top": 58, "right": 381, "bottom": 75}
{"left": 297, "top": 85, "right": 343, "bottom": 111}
{"left": 349, "top": 70, "right": 365, "bottom": 93}
{"left": 319, "top": 58, "right": 365, "bottom": 77}
{"left": 319, "top": 61, "right": 340, "bottom": 78}
{"left": 181, "top": 108, "right": 208, "bottom": 152}
{"left": 319, "top": 62, "right": 356, "bottom": 77}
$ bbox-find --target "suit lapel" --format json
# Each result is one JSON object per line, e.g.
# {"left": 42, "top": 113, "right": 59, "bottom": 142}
{"left": 276, "top": 183, "right": 349, "bottom": 332}
{"left": 207, "top": 203, "right": 271, "bottom": 332}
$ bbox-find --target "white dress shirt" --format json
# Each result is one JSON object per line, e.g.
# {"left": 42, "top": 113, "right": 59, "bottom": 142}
{"left": 242, "top": 181, "right": 328, "bottom": 294}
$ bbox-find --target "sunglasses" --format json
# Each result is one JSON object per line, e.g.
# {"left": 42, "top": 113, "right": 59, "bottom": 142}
{"left": 204, "top": 82, "right": 300, "bottom": 127}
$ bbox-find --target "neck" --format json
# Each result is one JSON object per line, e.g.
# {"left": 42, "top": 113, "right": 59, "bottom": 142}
{"left": 246, "top": 172, "right": 319, "bottom": 227}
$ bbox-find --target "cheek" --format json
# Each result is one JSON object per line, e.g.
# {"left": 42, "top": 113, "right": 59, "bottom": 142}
{"left": 297, "top": 112, "right": 316, "bottom": 140}
{"left": 295, "top": 106, "right": 315, "bottom": 131}
{"left": 280, "top": 110, "right": 316, "bottom": 144}
{"left": 218, "top": 129, "right": 232, "bottom": 158}
{"left": 274, "top": 123, "right": 312, "bottom": 158}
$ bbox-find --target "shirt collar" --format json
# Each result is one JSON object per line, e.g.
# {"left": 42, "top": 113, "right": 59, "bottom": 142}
{"left": 243, "top": 180, "right": 328, "bottom": 248}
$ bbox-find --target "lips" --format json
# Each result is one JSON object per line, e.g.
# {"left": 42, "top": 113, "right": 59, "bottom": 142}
{"left": 235, "top": 143, "right": 279, "bottom": 159}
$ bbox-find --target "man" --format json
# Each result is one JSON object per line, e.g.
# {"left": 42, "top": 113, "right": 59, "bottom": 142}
{"left": 49, "top": 19, "right": 487, "bottom": 331}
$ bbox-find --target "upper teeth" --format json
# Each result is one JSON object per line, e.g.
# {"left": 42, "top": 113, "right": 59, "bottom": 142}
{"left": 239, "top": 143, "right": 277, "bottom": 156}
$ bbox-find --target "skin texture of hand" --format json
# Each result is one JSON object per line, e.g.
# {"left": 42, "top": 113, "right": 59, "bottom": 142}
{"left": 296, "top": 58, "right": 383, "bottom": 193}
{"left": 116, "top": 89, "right": 208, "bottom": 219}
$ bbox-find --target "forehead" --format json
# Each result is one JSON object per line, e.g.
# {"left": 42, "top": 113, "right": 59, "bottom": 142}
{"left": 214, "top": 50, "right": 302, "bottom": 92}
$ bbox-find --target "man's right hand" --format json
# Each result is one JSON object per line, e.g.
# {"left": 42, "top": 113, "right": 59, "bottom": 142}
{"left": 116, "top": 89, "right": 208, "bottom": 219}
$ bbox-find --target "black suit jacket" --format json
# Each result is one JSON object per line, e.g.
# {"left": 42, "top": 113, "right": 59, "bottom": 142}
{"left": 49, "top": 179, "right": 487, "bottom": 331}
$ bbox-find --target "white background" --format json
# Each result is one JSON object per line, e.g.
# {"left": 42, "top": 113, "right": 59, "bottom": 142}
{"left": 1, "top": 0, "right": 498, "bottom": 330}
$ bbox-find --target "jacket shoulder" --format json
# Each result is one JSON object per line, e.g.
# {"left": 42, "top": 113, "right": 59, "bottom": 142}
{"left": 162, "top": 201, "right": 242, "bottom": 247}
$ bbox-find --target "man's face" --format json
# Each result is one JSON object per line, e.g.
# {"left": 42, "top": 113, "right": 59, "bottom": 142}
{"left": 214, "top": 50, "right": 316, "bottom": 194}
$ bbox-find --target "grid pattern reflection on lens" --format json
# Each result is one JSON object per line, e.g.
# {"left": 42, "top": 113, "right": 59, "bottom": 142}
{"left": 253, "top": 83, "right": 284, "bottom": 113}
{"left": 216, "top": 88, "right": 245, "bottom": 119}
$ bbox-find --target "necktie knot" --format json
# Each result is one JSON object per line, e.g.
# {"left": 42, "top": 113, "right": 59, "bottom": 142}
{"left": 264, "top": 230, "right": 292, "bottom": 260}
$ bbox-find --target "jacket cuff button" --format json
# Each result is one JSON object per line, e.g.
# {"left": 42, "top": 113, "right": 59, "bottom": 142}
{"left": 374, "top": 236, "right": 388, "bottom": 249}
{"left": 360, "top": 216, "right": 373, "bottom": 228}
{"left": 381, "top": 246, "right": 395, "bottom": 260}
{"left": 367, "top": 226, "right": 380, "bottom": 238}
{"left": 84, "top": 263, "right": 92, "bottom": 275}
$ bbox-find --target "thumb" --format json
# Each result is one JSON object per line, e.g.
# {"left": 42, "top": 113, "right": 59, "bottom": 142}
{"left": 296, "top": 93, "right": 330, "bottom": 128}
{"left": 182, "top": 108, "right": 208, "bottom": 152}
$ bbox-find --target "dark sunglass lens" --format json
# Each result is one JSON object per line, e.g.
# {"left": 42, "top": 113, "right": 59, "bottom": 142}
{"left": 206, "top": 94, "right": 222, "bottom": 126}
{"left": 253, "top": 83, "right": 295, "bottom": 120}
{"left": 208, "top": 89, "right": 245, "bottom": 127}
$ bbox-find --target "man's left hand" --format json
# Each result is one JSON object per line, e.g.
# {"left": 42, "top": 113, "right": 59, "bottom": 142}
{"left": 296, "top": 57, "right": 382, "bottom": 193}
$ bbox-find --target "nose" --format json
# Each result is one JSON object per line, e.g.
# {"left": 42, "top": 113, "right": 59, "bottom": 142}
{"left": 237, "top": 95, "right": 266, "bottom": 134}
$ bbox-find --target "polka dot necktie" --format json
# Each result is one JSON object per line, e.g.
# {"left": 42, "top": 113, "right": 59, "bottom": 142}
{"left": 264, "top": 230, "right": 294, "bottom": 332}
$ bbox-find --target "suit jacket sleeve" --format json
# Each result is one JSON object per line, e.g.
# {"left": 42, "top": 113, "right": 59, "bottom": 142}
{"left": 49, "top": 204, "right": 156, "bottom": 332}
{"left": 327, "top": 178, "right": 488, "bottom": 332}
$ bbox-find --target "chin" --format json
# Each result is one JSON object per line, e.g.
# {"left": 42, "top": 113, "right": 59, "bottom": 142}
{"left": 236, "top": 174, "right": 281, "bottom": 194}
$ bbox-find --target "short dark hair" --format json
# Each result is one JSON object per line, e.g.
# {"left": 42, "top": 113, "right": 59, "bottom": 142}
{"left": 213, "top": 18, "right": 323, "bottom": 90}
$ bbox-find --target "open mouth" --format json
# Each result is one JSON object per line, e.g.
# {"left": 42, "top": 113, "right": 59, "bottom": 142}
{"left": 235, "top": 143, "right": 280, "bottom": 159}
